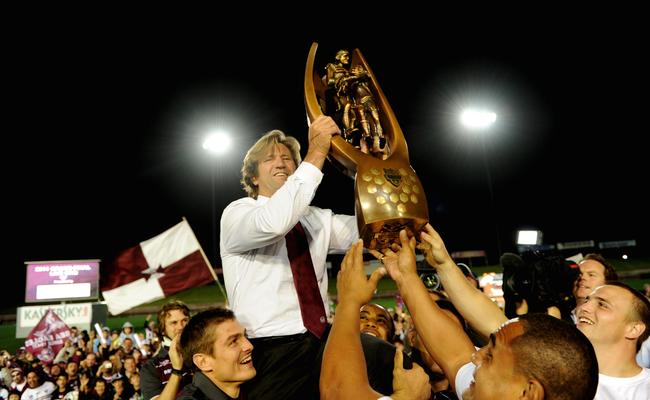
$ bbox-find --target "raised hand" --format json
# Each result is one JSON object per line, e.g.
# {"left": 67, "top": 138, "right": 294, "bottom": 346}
{"left": 338, "top": 239, "right": 386, "bottom": 308}
{"left": 417, "top": 223, "right": 454, "bottom": 270}
{"left": 370, "top": 229, "right": 417, "bottom": 286}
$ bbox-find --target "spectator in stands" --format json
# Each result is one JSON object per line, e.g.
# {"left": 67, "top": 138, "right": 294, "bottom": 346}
{"left": 1, "top": 350, "right": 13, "bottom": 387}
{"left": 121, "top": 339, "right": 135, "bottom": 357}
{"left": 320, "top": 239, "right": 431, "bottom": 400}
{"left": 119, "top": 323, "right": 136, "bottom": 347}
{"left": 80, "top": 353, "right": 98, "bottom": 377}
{"left": 112, "top": 377, "right": 134, "bottom": 400}
{"left": 51, "top": 375, "right": 69, "bottom": 400}
{"left": 93, "top": 327, "right": 111, "bottom": 357}
{"left": 122, "top": 357, "right": 137, "bottom": 381}
{"left": 64, "top": 362, "right": 79, "bottom": 391}
{"left": 144, "top": 316, "right": 157, "bottom": 345}
{"left": 54, "top": 341, "right": 75, "bottom": 365}
{"left": 10, "top": 368, "right": 27, "bottom": 394}
{"left": 128, "top": 374, "right": 141, "bottom": 400}
{"left": 376, "top": 226, "right": 599, "bottom": 399}
{"left": 177, "top": 308, "right": 256, "bottom": 400}
{"left": 90, "top": 379, "right": 110, "bottom": 400}
{"left": 140, "top": 300, "right": 190, "bottom": 400}
{"left": 21, "top": 371, "right": 55, "bottom": 400}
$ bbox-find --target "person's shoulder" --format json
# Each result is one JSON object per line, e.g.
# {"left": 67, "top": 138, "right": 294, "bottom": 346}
{"left": 142, "top": 349, "right": 168, "bottom": 371}
{"left": 177, "top": 383, "right": 205, "bottom": 400}
{"left": 222, "top": 197, "right": 255, "bottom": 214}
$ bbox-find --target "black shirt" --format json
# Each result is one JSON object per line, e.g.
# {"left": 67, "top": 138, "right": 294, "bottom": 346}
{"left": 178, "top": 372, "right": 240, "bottom": 400}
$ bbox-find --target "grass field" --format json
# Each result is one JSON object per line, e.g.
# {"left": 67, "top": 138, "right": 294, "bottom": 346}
{"left": 2, "top": 257, "right": 648, "bottom": 354}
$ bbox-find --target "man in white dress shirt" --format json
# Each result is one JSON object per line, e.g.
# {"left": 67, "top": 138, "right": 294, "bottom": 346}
{"left": 221, "top": 116, "right": 400, "bottom": 399}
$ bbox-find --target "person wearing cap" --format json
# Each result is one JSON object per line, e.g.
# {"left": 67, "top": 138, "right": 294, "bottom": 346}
{"left": 119, "top": 322, "right": 136, "bottom": 347}
{"left": 9, "top": 368, "right": 27, "bottom": 394}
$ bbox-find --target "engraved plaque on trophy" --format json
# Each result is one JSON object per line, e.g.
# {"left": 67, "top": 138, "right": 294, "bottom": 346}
{"left": 304, "top": 43, "right": 429, "bottom": 250}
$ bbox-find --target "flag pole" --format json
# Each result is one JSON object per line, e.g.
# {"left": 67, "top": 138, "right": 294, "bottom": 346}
{"left": 182, "top": 217, "right": 229, "bottom": 306}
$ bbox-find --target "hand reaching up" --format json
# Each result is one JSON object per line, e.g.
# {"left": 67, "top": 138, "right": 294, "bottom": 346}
{"left": 370, "top": 229, "right": 418, "bottom": 286}
{"left": 338, "top": 239, "right": 386, "bottom": 308}
{"left": 417, "top": 223, "right": 455, "bottom": 271}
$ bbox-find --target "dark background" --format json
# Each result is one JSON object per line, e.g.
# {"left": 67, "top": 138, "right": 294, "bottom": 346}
{"left": 7, "top": 15, "right": 648, "bottom": 309}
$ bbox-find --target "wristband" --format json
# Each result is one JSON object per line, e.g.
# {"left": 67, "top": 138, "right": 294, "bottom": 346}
{"left": 171, "top": 368, "right": 183, "bottom": 376}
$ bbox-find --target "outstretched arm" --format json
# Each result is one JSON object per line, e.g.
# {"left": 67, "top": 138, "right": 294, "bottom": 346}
{"left": 321, "top": 240, "right": 430, "bottom": 400}
{"left": 321, "top": 240, "right": 386, "bottom": 400}
{"left": 375, "top": 230, "right": 476, "bottom": 391}
{"left": 419, "top": 223, "right": 507, "bottom": 337}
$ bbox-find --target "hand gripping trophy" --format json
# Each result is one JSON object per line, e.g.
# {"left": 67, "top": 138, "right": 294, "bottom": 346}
{"left": 304, "top": 43, "right": 428, "bottom": 250}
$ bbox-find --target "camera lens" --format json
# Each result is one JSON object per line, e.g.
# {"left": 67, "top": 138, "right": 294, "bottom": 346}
{"left": 419, "top": 272, "right": 440, "bottom": 291}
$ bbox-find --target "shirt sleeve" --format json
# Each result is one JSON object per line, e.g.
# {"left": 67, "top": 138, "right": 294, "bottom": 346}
{"left": 455, "top": 362, "right": 476, "bottom": 399}
{"left": 221, "top": 162, "right": 324, "bottom": 253}
{"left": 327, "top": 213, "right": 358, "bottom": 253}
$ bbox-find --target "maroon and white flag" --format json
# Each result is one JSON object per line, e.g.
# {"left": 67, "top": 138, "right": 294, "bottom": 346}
{"left": 24, "top": 309, "right": 71, "bottom": 364}
{"left": 101, "top": 219, "right": 215, "bottom": 315}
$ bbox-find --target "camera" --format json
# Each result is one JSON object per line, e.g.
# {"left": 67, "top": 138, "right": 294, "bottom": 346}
{"left": 419, "top": 271, "right": 441, "bottom": 292}
{"left": 501, "top": 250, "right": 580, "bottom": 319}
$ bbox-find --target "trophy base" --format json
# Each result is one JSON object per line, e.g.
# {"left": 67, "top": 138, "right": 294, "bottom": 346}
{"left": 355, "top": 164, "right": 429, "bottom": 250}
{"left": 360, "top": 217, "right": 428, "bottom": 250}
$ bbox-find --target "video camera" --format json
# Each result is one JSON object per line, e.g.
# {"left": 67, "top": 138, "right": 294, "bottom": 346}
{"left": 501, "top": 250, "right": 580, "bottom": 319}
{"left": 417, "top": 261, "right": 477, "bottom": 293}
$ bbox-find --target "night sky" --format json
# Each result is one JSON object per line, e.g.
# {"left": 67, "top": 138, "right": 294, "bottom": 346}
{"left": 8, "top": 17, "right": 648, "bottom": 308}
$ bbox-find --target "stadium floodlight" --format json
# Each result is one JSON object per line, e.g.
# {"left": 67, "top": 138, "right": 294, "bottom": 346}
{"left": 460, "top": 108, "right": 497, "bottom": 130}
{"left": 202, "top": 131, "right": 232, "bottom": 155}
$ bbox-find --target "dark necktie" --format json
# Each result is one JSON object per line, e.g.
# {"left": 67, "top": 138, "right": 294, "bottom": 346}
{"left": 285, "top": 222, "right": 327, "bottom": 339}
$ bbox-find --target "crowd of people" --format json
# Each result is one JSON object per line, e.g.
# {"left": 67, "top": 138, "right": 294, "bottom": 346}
{"left": 4, "top": 115, "right": 648, "bottom": 399}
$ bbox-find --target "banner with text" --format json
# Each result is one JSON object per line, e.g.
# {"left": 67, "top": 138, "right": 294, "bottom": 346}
{"left": 16, "top": 302, "right": 93, "bottom": 338}
{"left": 24, "top": 309, "right": 71, "bottom": 364}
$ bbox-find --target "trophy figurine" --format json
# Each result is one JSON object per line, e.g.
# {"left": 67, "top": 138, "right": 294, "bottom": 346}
{"left": 304, "top": 43, "right": 428, "bottom": 250}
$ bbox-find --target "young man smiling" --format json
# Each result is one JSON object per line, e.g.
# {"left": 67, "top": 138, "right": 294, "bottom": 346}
{"left": 576, "top": 282, "right": 650, "bottom": 399}
{"left": 178, "top": 308, "right": 255, "bottom": 400}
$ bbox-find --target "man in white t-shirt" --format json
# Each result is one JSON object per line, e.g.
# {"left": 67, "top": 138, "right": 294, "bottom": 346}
{"left": 376, "top": 225, "right": 600, "bottom": 399}
{"left": 20, "top": 372, "right": 55, "bottom": 400}
{"left": 576, "top": 282, "right": 650, "bottom": 399}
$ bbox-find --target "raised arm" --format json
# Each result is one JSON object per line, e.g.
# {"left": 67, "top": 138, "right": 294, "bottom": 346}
{"left": 419, "top": 223, "right": 507, "bottom": 337}
{"left": 321, "top": 240, "right": 386, "bottom": 400}
{"left": 321, "top": 240, "right": 430, "bottom": 400}
{"left": 375, "top": 230, "right": 476, "bottom": 390}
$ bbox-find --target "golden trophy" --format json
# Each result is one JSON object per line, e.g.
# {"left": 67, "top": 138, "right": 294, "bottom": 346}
{"left": 304, "top": 43, "right": 428, "bottom": 250}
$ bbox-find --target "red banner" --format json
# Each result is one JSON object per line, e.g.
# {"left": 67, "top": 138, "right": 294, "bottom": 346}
{"left": 24, "top": 309, "right": 71, "bottom": 364}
